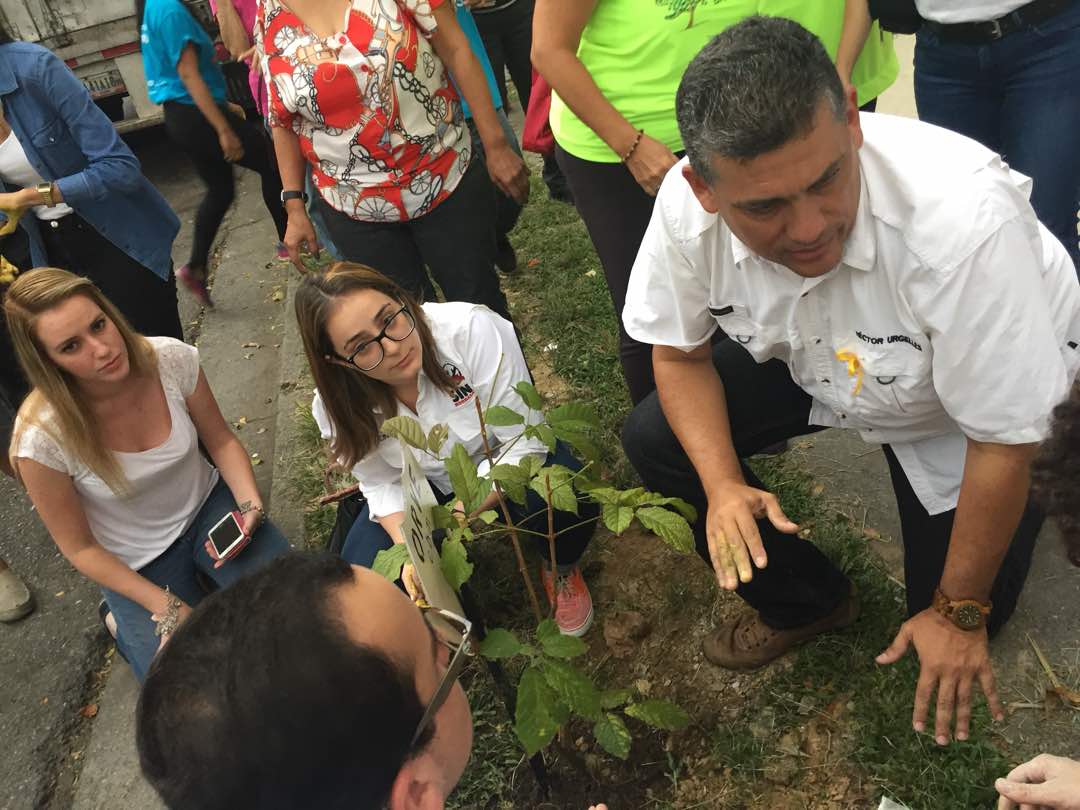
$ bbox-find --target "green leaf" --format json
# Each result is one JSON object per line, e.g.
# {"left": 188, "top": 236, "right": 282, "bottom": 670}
{"left": 618, "top": 487, "right": 647, "bottom": 507}
{"left": 439, "top": 537, "right": 473, "bottom": 591}
{"left": 372, "top": 543, "right": 409, "bottom": 582}
{"left": 478, "top": 628, "right": 525, "bottom": 659}
{"left": 519, "top": 454, "right": 545, "bottom": 479}
{"left": 635, "top": 506, "right": 695, "bottom": 554}
{"left": 636, "top": 494, "right": 698, "bottom": 523}
{"left": 602, "top": 503, "right": 635, "bottom": 535}
{"left": 540, "top": 631, "right": 587, "bottom": 660}
{"left": 445, "top": 444, "right": 491, "bottom": 513}
{"left": 529, "top": 465, "right": 579, "bottom": 515}
{"left": 476, "top": 509, "right": 499, "bottom": 525}
{"left": 514, "top": 381, "right": 544, "bottom": 411}
{"left": 586, "top": 487, "right": 622, "bottom": 506}
{"left": 624, "top": 699, "right": 690, "bottom": 731}
{"left": 546, "top": 402, "right": 600, "bottom": 433}
{"left": 541, "top": 658, "right": 601, "bottom": 721}
{"left": 380, "top": 415, "right": 427, "bottom": 450}
{"left": 599, "top": 688, "right": 633, "bottom": 709}
{"left": 514, "top": 666, "right": 565, "bottom": 755}
{"left": 426, "top": 423, "right": 449, "bottom": 455}
{"left": 593, "top": 712, "right": 632, "bottom": 760}
{"left": 484, "top": 405, "right": 525, "bottom": 427}
{"left": 490, "top": 463, "right": 528, "bottom": 505}
{"left": 525, "top": 423, "right": 557, "bottom": 452}
{"left": 550, "top": 426, "right": 599, "bottom": 461}
{"left": 536, "top": 618, "right": 560, "bottom": 644}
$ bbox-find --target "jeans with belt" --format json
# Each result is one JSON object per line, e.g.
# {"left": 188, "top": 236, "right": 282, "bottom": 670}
{"left": 914, "top": 0, "right": 1080, "bottom": 272}
{"left": 100, "top": 477, "right": 291, "bottom": 682}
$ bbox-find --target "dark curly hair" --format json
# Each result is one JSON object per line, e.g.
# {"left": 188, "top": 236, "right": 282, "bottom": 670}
{"left": 1032, "top": 380, "right": 1080, "bottom": 566}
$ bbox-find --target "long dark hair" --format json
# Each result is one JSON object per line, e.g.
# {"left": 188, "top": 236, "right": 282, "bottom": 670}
{"left": 294, "top": 262, "right": 456, "bottom": 467}
{"left": 1032, "top": 380, "right": 1080, "bottom": 566}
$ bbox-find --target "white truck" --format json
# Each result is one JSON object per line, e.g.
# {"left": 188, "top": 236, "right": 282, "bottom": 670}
{"left": 0, "top": 0, "right": 223, "bottom": 132}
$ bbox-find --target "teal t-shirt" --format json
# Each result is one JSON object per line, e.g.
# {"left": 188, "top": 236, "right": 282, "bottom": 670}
{"left": 454, "top": 2, "right": 502, "bottom": 119}
{"left": 141, "top": 0, "right": 226, "bottom": 106}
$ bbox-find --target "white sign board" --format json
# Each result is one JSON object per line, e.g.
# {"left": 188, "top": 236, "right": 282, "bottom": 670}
{"left": 400, "top": 441, "right": 465, "bottom": 616}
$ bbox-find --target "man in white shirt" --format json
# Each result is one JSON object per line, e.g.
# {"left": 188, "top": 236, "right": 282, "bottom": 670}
{"left": 622, "top": 16, "right": 1080, "bottom": 747}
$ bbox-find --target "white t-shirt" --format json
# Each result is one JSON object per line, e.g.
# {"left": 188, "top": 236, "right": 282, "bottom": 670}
{"left": 623, "top": 113, "right": 1080, "bottom": 515}
{"left": 0, "top": 127, "right": 73, "bottom": 221}
{"left": 14, "top": 336, "right": 218, "bottom": 569}
{"left": 312, "top": 302, "right": 547, "bottom": 521}
{"left": 915, "top": 1, "right": 1029, "bottom": 24}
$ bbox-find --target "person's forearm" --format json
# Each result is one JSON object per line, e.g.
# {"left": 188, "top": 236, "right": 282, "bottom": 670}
{"left": 206, "top": 435, "right": 263, "bottom": 512}
{"left": 68, "top": 543, "right": 170, "bottom": 614}
{"left": 836, "top": 0, "right": 873, "bottom": 82}
{"left": 938, "top": 440, "right": 1037, "bottom": 601}
{"left": 6, "top": 184, "right": 63, "bottom": 209}
{"left": 377, "top": 512, "right": 407, "bottom": 544}
{"left": 444, "top": 47, "right": 507, "bottom": 155}
{"left": 178, "top": 55, "right": 232, "bottom": 135}
{"left": 532, "top": 45, "right": 639, "bottom": 158}
{"left": 271, "top": 126, "right": 309, "bottom": 218}
{"left": 653, "top": 345, "right": 744, "bottom": 497}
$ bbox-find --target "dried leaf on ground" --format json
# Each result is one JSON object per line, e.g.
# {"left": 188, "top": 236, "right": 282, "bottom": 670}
{"left": 79, "top": 704, "right": 98, "bottom": 718}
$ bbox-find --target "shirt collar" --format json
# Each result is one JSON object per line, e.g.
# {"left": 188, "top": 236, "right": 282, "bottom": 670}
{"left": 727, "top": 170, "right": 877, "bottom": 273}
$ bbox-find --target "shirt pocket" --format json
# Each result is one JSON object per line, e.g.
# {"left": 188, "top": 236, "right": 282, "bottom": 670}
{"left": 709, "top": 303, "right": 781, "bottom": 362}
{"left": 847, "top": 348, "right": 933, "bottom": 421}
{"left": 29, "top": 116, "right": 81, "bottom": 176}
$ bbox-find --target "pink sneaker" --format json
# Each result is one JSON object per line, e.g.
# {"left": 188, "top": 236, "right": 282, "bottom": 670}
{"left": 177, "top": 264, "right": 213, "bottom": 307}
{"left": 540, "top": 565, "right": 594, "bottom": 637}
{"left": 275, "top": 242, "right": 290, "bottom": 261}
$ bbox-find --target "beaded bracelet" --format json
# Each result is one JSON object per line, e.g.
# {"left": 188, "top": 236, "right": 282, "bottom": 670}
{"left": 621, "top": 129, "right": 645, "bottom": 163}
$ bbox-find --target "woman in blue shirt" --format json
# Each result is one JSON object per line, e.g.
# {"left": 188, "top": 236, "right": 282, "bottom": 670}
{"left": 139, "top": 0, "right": 287, "bottom": 306}
{"left": 0, "top": 27, "right": 184, "bottom": 340}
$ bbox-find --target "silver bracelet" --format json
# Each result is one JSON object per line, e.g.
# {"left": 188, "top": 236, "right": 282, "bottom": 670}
{"left": 153, "top": 590, "right": 183, "bottom": 637}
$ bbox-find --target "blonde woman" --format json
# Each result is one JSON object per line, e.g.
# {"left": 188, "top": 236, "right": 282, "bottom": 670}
{"left": 5, "top": 268, "right": 289, "bottom": 680}
{"left": 296, "top": 263, "right": 597, "bottom": 636}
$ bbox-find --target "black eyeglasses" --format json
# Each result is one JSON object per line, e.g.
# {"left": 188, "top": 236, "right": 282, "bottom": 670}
{"left": 410, "top": 607, "right": 474, "bottom": 748}
{"left": 339, "top": 305, "right": 416, "bottom": 371}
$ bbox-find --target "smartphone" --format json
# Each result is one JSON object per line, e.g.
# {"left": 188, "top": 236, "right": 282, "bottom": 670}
{"left": 208, "top": 511, "right": 247, "bottom": 559}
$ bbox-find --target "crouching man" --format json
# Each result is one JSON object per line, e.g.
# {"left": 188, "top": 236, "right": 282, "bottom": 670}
{"left": 621, "top": 16, "right": 1080, "bottom": 747}
{"left": 136, "top": 553, "right": 609, "bottom": 809}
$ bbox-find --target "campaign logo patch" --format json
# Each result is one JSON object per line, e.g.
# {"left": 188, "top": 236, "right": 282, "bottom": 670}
{"left": 443, "top": 362, "right": 475, "bottom": 408}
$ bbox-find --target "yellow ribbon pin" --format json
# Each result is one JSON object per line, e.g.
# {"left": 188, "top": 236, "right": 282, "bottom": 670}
{"left": 835, "top": 350, "right": 864, "bottom": 397}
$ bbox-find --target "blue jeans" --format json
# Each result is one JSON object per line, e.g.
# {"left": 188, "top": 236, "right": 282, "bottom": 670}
{"left": 101, "top": 478, "right": 291, "bottom": 682}
{"left": 914, "top": 2, "right": 1080, "bottom": 271}
{"left": 342, "top": 442, "right": 597, "bottom": 572}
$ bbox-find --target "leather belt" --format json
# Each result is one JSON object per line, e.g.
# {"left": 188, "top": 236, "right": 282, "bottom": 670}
{"left": 925, "top": 0, "right": 1073, "bottom": 43}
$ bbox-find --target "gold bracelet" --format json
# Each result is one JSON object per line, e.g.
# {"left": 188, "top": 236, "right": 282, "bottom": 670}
{"left": 621, "top": 129, "right": 645, "bottom": 163}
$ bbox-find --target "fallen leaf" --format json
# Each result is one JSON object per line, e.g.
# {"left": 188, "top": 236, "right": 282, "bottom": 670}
{"left": 79, "top": 704, "right": 98, "bottom": 719}
{"left": 527, "top": 258, "right": 540, "bottom": 268}
{"left": 41, "top": 697, "right": 48, "bottom": 705}
{"left": 584, "top": 269, "right": 597, "bottom": 277}
{"left": 862, "top": 528, "right": 882, "bottom": 542}
{"left": 242, "top": 341, "right": 261, "bottom": 349}
{"left": 811, "top": 483, "right": 825, "bottom": 497}
{"left": 634, "top": 679, "right": 652, "bottom": 696}
{"left": 54, "top": 591, "right": 64, "bottom": 598}
{"left": 270, "top": 288, "right": 285, "bottom": 302}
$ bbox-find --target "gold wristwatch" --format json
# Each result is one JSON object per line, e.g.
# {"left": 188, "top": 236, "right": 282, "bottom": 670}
{"left": 932, "top": 588, "right": 991, "bottom": 631}
{"left": 36, "top": 181, "right": 55, "bottom": 207}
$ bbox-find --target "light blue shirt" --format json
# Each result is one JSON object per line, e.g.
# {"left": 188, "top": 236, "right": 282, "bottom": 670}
{"left": 454, "top": 2, "right": 501, "bottom": 120}
{"left": 0, "top": 42, "right": 180, "bottom": 279}
{"left": 141, "top": 0, "right": 226, "bottom": 106}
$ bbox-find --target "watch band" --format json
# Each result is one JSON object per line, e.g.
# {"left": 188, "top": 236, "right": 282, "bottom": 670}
{"left": 36, "top": 181, "right": 55, "bottom": 207}
{"left": 280, "top": 189, "right": 308, "bottom": 206}
{"left": 932, "top": 588, "right": 991, "bottom": 631}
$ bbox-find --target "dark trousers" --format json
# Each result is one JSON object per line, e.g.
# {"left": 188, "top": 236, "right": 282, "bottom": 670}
{"left": 555, "top": 144, "right": 663, "bottom": 404}
{"left": 467, "top": 113, "right": 522, "bottom": 244}
{"left": 316, "top": 157, "right": 511, "bottom": 321}
{"left": 914, "top": 1, "right": 1080, "bottom": 271}
{"left": 472, "top": 0, "right": 534, "bottom": 114}
{"left": 163, "top": 100, "right": 287, "bottom": 271}
{"left": 40, "top": 213, "right": 183, "bottom": 340}
{"left": 621, "top": 339, "right": 1042, "bottom": 636}
{"left": 342, "top": 441, "right": 597, "bottom": 570}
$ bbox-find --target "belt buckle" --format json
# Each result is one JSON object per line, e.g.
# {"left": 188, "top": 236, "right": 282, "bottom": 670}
{"left": 987, "top": 17, "right": 1004, "bottom": 39}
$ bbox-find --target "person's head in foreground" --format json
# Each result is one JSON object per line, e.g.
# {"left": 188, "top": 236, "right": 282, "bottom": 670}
{"left": 676, "top": 15, "right": 862, "bottom": 279}
{"left": 294, "top": 262, "right": 458, "bottom": 468}
{"left": 136, "top": 552, "right": 473, "bottom": 809}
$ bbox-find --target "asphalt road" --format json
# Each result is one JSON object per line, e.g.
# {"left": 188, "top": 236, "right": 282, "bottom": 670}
{"left": 0, "top": 126, "right": 204, "bottom": 810}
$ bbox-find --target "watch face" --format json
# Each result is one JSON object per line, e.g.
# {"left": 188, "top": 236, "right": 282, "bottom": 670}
{"left": 955, "top": 604, "right": 983, "bottom": 630}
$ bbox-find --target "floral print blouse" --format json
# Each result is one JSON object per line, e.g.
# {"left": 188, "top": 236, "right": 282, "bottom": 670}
{"left": 256, "top": 0, "right": 469, "bottom": 222}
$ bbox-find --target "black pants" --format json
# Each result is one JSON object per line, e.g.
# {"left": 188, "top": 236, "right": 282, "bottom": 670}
{"left": 621, "top": 339, "right": 1042, "bottom": 637}
{"left": 555, "top": 144, "right": 664, "bottom": 404}
{"left": 316, "top": 157, "right": 511, "bottom": 321}
{"left": 40, "top": 213, "right": 184, "bottom": 340}
{"left": 163, "top": 100, "right": 287, "bottom": 271}
{"left": 472, "top": 0, "right": 534, "bottom": 115}
{"left": 467, "top": 115, "right": 522, "bottom": 245}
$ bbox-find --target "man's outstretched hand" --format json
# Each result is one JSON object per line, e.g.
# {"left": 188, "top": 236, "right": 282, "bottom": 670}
{"left": 876, "top": 608, "right": 1004, "bottom": 744}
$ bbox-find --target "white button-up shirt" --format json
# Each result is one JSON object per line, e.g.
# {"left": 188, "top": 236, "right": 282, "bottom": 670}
{"left": 313, "top": 302, "right": 547, "bottom": 521}
{"left": 624, "top": 113, "right": 1080, "bottom": 515}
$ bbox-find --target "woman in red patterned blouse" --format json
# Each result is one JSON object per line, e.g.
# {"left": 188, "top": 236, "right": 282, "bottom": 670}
{"left": 257, "top": 0, "right": 527, "bottom": 319}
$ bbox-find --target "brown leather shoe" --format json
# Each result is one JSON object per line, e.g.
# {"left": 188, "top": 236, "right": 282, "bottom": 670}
{"left": 703, "top": 587, "right": 860, "bottom": 670}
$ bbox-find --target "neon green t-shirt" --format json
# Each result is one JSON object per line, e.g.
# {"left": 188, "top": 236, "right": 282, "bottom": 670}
{"left": 758, "top": 1, "right": 899, "bottom": 108}
{"left": 551, "top": 1, "right": 899, "bottom": 164}
{"left": 551, "top": 0, "right": 758, "bottom": 163}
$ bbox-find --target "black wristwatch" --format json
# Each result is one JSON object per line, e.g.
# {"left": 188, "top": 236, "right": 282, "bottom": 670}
{"left": 280, "top": 190, "right": 309, "bottom": 206}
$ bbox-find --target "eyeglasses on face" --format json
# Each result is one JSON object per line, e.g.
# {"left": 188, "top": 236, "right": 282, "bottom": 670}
{"left": 339, "top": 305, "right": 416, "bottom": 371}
{"left": 410, "top": 606, "right": 474, "bottom": 748}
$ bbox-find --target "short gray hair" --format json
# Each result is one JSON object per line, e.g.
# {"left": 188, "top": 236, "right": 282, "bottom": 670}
{"left": 676, "top": 16, "right": 846, "bottom": 181}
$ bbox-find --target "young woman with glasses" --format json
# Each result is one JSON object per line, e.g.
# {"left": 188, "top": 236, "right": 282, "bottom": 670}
{"left": 295, "top": 262, "right": 598, "bottom": 636}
